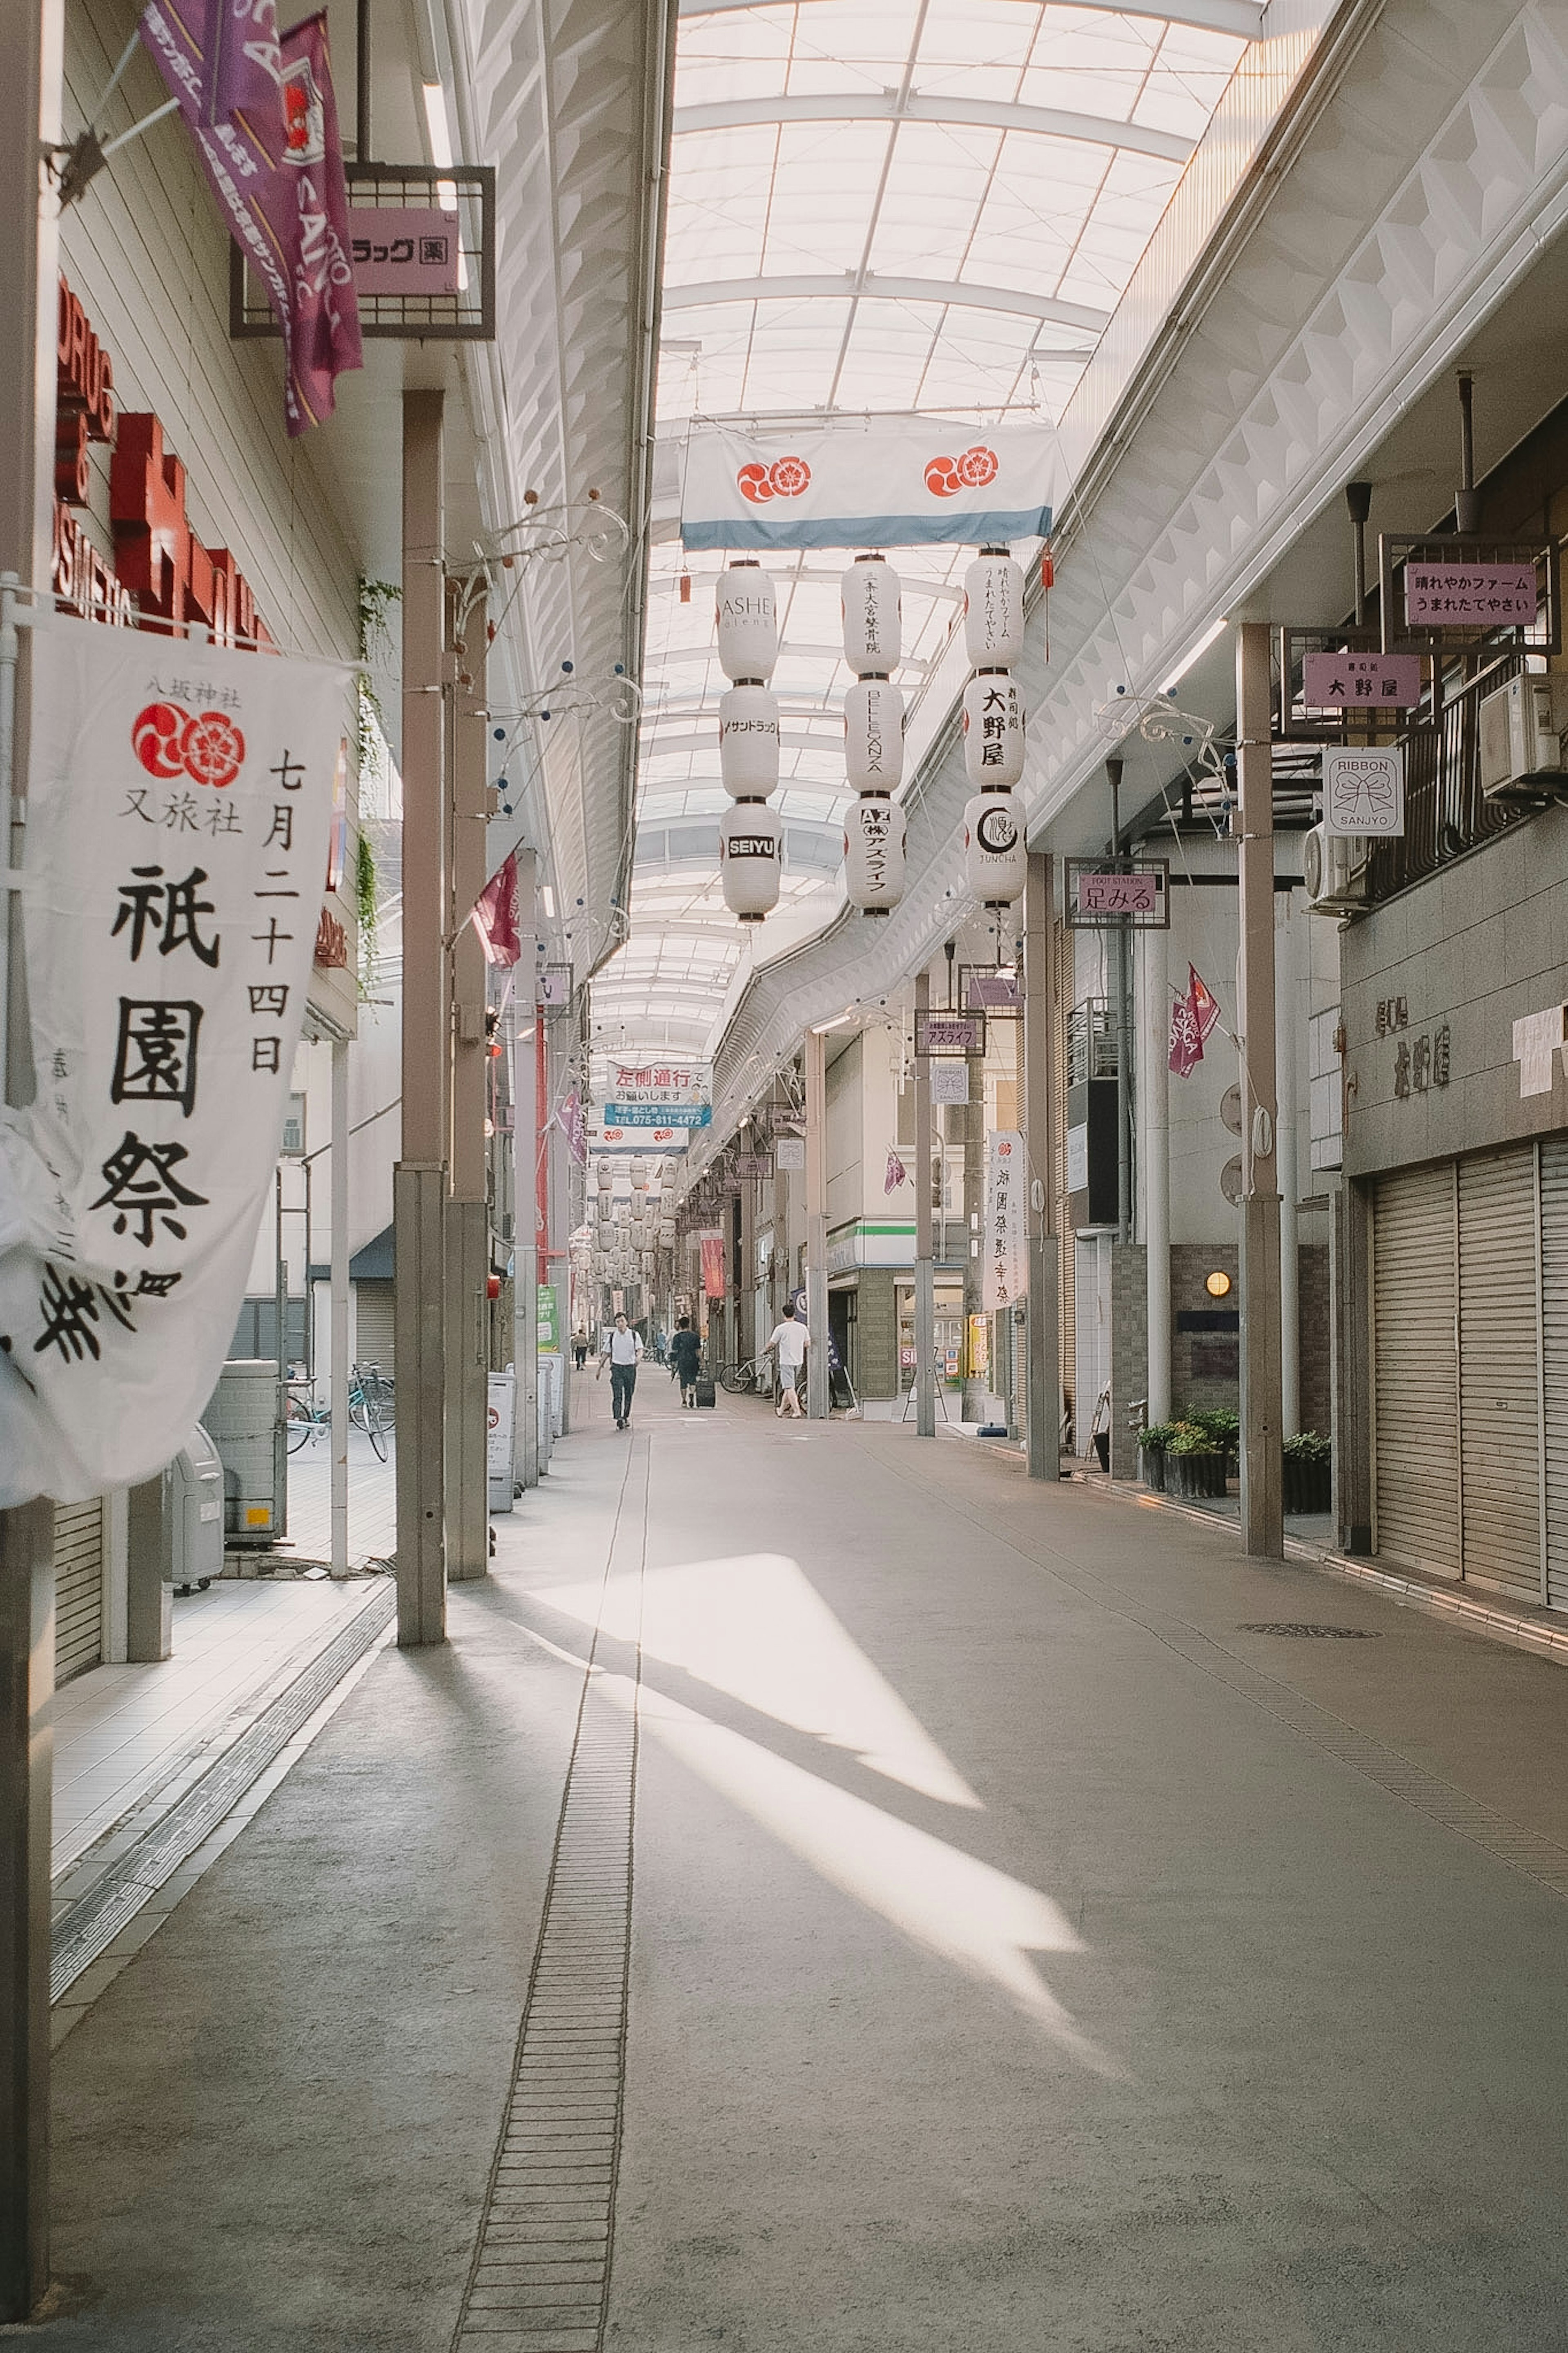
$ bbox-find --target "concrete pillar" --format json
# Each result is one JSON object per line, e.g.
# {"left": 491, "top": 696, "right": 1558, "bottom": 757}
{"left": 1332, "top": 1180, "right": 1373, "bottom": 1554}
{"left": 1141, "top": 923, "right": 1172, "bottom": 1425}
{"left": 0, "top": 0, "right": 62, "bottom": 2311}
{"left": 512, "top": 851, "right": 540, "bottom": 1485}
{"left": 960, "top": 1051, "right": 987, "bottom": 1420}
{"left": 1276, "top": 892, "right": 1301, "bottom": 1439}
{"left": 1024, "top": 853, "right": 1062, "bottom": 1477}
{"left": 395, "top": 389, "right": 449, "bottom": 1645}
{"left": 125, "top": 1476, "right": 174, "bottom": 1661}
{"left": 446, "top": 593, "right": 488, "bottom": 1577}
{"left": 805, "top": 1027, "right": 829, "bottom": 1419}
{"left": 1235, "top": 621, "right": 1284, "bottom": 1559}
{"left": 330, "top": 1037, "right": 350, "bottom": 1578}
{"left": 914, "top": 971, "right": 936, "bottom": 1436}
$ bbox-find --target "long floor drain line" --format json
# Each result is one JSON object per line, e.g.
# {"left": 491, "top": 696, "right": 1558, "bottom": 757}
{"left": 450, "top": 1438, "right": 647, "bottom": 2353}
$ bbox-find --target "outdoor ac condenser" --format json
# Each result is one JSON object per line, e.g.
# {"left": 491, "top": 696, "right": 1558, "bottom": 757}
{"left": 1302, "top": 823, "right": 1372, "bottom": 915}
{"left": 1479, "top": 673, "right": 1568, "bottom": 802}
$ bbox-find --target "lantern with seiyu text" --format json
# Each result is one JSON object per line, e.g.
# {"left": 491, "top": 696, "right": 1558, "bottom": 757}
{"left": 719, "top": 801, "right": 782, "bottom": 921}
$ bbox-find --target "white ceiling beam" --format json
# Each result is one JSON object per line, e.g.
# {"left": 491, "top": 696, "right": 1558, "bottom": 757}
{"left": 662, "top": 272, "right": 1112, "bottom": 332}
{"left": 674, "top": 90, "right": 1194, "bottom": 166}
{"left": 676, "top": 0, "right": 1263, "bottom": 33}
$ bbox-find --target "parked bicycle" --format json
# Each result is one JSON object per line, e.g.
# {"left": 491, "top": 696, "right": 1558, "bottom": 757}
{"left": 350, "top": 1362, "right": 395, "bottom": 1461}
{"left": 717, "top": 1354, "right": 772, "bottom": 1396}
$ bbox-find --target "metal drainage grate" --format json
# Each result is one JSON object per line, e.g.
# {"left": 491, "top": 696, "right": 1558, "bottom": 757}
{"left": 1238, "top": 1622, "right": 1381, "bottom": 1640}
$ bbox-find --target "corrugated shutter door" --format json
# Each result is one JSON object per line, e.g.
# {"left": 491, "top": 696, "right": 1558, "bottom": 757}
{"left": 54, "top": 1499, "right": 105, "bottom": 1684}
{"left": 1373, "top": 1164, "right": 1459, "bottom": 1576}
{"left": 355, "top": 1280, "right": 395, "bottom": 1378}
{"left": 1457, "top": 1145, "right": 1543, "bottom": 1603}
{"left": 1539, "top": 1138, "right": 1568, "bottom": 1610}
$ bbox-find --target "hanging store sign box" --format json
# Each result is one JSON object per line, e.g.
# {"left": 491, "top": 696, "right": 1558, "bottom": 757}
{"left": 1302, "top": 651, "right": 1421, "bottom": 708}
{"left": 349, "top": 207, "right": 461, "bottom": 297}
{"left": 606, "top": 1059, "right": 711, "bottom": 1109}
{"left": 1065, "top": 859, "right": 1170, "bottom": 929}
{"left": 601, "top": 1102, "right": 713, "bottom": 1129}
{"left": 983, "top": 1130, "right": 1027, "bottom": 1311}
{"left": 731, "top": 1153, "right": 772, "bottom": 1179}
{"left": 775, "top": 1135, "right": 806, "bottom": 1172}
{"left": 0, "top": 616, "right": 345, "bottom": 1508}
{"left": 1323, "top": 745, "right": 1405, "bottom": 836}
{"left": 962, "top": 967, "right": 1022, "bottom": 1014}
{"left": 681, "top": 421, "right": 1060, "bottom": 551}
{"left": 931, "top": 1061, "right": 970, "bottom": 1106}
{"left": 1404, "top": 560, "right": 1537, "bottom": 628}
{"left": 700, "top": 1233, "right": 726, "bottom": 1300}
{"left": 915, "top": 1010, "right": 985, "bottom": 1057}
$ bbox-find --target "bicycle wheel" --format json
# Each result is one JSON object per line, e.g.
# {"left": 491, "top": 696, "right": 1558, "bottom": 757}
{"left": 365, "top": 1393, "right": 389, "bottom": 1461}
{"left": 718, "top": 1362, "right": 746, "bottom": 1393}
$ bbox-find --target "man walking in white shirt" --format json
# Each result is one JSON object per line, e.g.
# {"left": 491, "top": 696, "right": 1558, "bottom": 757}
{"left": 764, "top": 1299, "right": 809, "bottom": 1418}
{"left": 597, "top": 1314, "right": 644, "bottom": 1430}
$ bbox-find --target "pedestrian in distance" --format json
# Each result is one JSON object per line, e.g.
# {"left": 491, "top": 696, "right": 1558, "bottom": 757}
{"left": 572, "top": 1333, "right": 588, "bottom": 1371}
{"left": 597, "top": 1313, "right": 643, "bottom": 1429}
{"left": 668, "top": 1315, "right": 702, "bottom": 1408}
{"left": 764, "top": 1299, "right": 808, "bottom": 1418}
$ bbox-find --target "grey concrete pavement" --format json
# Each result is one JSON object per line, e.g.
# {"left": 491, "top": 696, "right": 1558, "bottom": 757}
{"left": 30, "top": 1367, "right": 1568, "bottom": 2350}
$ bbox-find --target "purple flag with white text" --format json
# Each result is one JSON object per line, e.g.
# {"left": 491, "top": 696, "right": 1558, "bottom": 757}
{"left": 141, "top": 0, "right": 362, "bottom": 435}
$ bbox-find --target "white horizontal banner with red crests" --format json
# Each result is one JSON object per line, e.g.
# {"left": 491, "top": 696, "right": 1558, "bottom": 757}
{"left": 679, "top": 423, "right": 1060, "bottom": 551}
{"left": 0, "top": 616, "right": 346, "bottom": 1507}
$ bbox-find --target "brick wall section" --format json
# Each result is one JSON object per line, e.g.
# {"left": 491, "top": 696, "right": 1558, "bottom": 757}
{"left": 1297, "top": 1239, "right": 1331, "bottom": 1439}
{"left": 1110, "top": 1242, "right": 1147, "bottom": 1478}
{"left": 1170, "top": 1243, "right": 1240, "bottom": 1416}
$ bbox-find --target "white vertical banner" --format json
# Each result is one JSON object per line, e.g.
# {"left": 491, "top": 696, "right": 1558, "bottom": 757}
{"left": 0, "top": 616, "right": 347, "bottom": 1505}
{"left": 984, "top": 1129, "right": 1027, "bottom": 1311}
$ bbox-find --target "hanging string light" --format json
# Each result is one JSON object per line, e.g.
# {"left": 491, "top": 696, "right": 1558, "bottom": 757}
{"left": 715, "top": 559, "right": 783, "bottom": 922}
{"left": 840, "top": 553, "right": 907, "bottom": 915}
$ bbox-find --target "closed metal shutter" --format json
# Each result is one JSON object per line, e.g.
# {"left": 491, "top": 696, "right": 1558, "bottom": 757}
{"left": 1539, "top": 1137, "right": 1568, "bottom": 1610}
{"left": 355, "top": 1280, "right": 395, "bottom": 1378}
{"left": 1457, "top": 1145, "right": 1543, "bottom": 1602}
{"left": 54, "top": 1498, "right": 105, "bottom": 1684}
{"left": 1373, "top": 1163, "right": 1459, "bottom": 1576}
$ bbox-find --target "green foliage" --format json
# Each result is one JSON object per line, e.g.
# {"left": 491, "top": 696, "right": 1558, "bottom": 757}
{"left": 1184, "top": 1406, "right": 1240, "bottom": 1454}
{"left": 1283, "top": 1429, "right": 1332, "bottom": 1463}
{"left": 1166, "top": 1420, "right": 1223, "bottom": 1459}
{"left": 1137, "top": 1423, "right": 1178, "bottom": 1452}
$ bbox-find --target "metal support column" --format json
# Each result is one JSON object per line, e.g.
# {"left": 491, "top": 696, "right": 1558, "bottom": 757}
{"left": 330, "top": 1037, "right": 350, "bottom": 1578}
{"left": 804, "top": 1026, "right": 829, "bottom": 1420}
{"left": 446, "top": 589, "right": 488, "bottom": 1578}
{"left": 914, "top": 971, "right": 936, "bottom": 1436}
{"left": 0, "top": 0, "right": 62, "bottom": 2310}
{"left": 1236, "top": 620, "right": 1284, "bottom": 1558}
{"left": 394, "top": 389, "right": 448, "bottom": 1645}
{"left": 1024, "top": 853, "right": 1061, "bottom": 1478}
{"left": 960, "top": 1047, "right": 986, "bottom": 1421}
{"left": 1141, "top": 922, "right": 1171, "bottom": 1425}
{"left": 512, "top": 850, "right": 540, "bottom": 1485}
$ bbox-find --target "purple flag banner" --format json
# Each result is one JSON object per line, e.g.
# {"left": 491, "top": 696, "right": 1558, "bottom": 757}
{"left": 141, "top": 0, "right": 363, "bottom": 435}
{"left": 203, "top": 0, "right": 282, "bottom": 128}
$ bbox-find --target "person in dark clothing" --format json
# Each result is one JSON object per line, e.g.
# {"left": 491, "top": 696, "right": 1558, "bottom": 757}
{"left": 668, "top": 1316, "right": 702, "bottom": 1408}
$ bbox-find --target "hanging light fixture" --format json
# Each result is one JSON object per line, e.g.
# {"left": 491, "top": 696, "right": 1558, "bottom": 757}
{"left": 960, "top": 545, "right": 1027, "bottom": 907}
{"left": 840, "top": 552, "right": 906, "bottom": 917}
{"left": 717, "top": 559, "right": 782, "bottom": 921}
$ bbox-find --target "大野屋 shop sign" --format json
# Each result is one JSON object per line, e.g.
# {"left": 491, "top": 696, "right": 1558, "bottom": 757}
{"left": 1403, "top": 562, "right": 1537, "bottom": 627}
{"left": 1302, "top": 651, "right": 1421, "bottom": 708}
{"left": 0, "top": 617, "right": 345, "bottom": 1507}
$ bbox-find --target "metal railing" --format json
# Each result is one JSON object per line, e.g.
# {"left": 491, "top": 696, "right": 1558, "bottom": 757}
{"left": 1366, "top": 650, "right": 1531, "bottom": 903}
{"left": 1067, "top": 997, "right": 1119, "bottom": 1086}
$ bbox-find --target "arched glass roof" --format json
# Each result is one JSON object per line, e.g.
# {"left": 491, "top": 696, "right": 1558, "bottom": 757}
{"left": 592, "top": 0, "right": 1252, "bottom": 1072}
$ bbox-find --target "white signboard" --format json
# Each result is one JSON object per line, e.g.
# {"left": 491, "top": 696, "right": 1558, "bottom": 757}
{"left": 984, "top": 1130, "right": 1027, "bottom": 1310}
{"left": 1323, "top": 745, "right": 1405, "bottom": 837}
{"left": 775, "top": 1135, "right": 806, "bottom": 1172}
{"left": 0, "top": 617, "right": 344, "bottom": 1506}
{"left": 1405, "top": 560, "right": 1537, "bottom": 628}
{"left": 605, "top": 1059, "right": 711, "bottom": 1109}
{"left": 681, "top": 421, "right": 1060, "bottom": 552}
{"left": 931, "top": 1060, "right": 969, "bottom": 1106}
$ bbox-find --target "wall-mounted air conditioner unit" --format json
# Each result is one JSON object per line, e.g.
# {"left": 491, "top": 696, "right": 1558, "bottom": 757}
{"left": 1302, "top": 823, "right": 1372, "bottom": 915}
{"left": 1479, "top": 673, "right": 1568, "bottom": 802}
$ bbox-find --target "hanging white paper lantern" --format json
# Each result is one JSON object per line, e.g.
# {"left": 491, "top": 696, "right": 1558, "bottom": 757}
{"left": 718, "top": 684, "right": 781, "bottom": 798}
{"left": 841, "top": 553, "right": 902, "bottom": 676}
{"left": 963, "top": 790, "right": 1027, "bottom": 905}
{"left": 963, "top": 548, "right": 1025, "bottom": 667}
{"left": 715, "top": 561, "right": 778, "bottom": 681}
{"left": 630, "top": 1159, "right": 648, "bottom": 1187}
{"left": 962, "top": 671, "right": 1025, "bottom": 788}
{"left": 719, "top": 800, "right": 782, "bottom": 921}
{"left": 843, "top": 678, "right": 904, "bottom": 792}
{"left": 844, "top": 794, "right": 907, "bottom": 915}
{"left": 596, "top": 1162, "right": 612, "bottom": 1191}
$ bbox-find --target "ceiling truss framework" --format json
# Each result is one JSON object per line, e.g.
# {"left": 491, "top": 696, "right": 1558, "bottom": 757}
{"left": 599, "top": 0, "right": 1259, "bottom": 1069}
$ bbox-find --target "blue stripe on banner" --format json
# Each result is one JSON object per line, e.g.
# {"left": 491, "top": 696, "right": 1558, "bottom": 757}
{"left": 602, "top": 1103, "right": 713, "bottom": 1127}
{"left": 680, "top": 504, "right": 1053, "bottom": 552}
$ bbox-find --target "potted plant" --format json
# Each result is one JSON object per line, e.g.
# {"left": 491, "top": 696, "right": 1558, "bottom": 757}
{"left": 1283, "top": 1430, "right": 1332, "bottom": 1515}
{"left": 1166, "top": 1420, "right": 1227, "bottom": 1499}
{"left": 1187, "top": 1407, "right": 1240, "bottom": 1472}
{"left": 1137, "top": 1423, "right": 1176, "bottom": 1490}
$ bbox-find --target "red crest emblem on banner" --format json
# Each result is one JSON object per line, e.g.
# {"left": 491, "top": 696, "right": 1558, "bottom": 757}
{"left": 925, "top": 444, "right": 999, "bottom": 497}
{"left": 132, "top": 701, "right": 246, "bottom": 787}
{"left": 737, "top": 457, "right": 812, "bottom": 504}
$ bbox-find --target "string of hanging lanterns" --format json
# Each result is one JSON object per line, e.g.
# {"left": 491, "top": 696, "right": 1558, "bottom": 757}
{"left": 840, "top": 553, "right": 907, "bottom": 915}
{"left": 960, "top": 546, "right": 1027, "bottom": 907}
{"left": 716, "top": 561, "right": 784, "bottom": 922}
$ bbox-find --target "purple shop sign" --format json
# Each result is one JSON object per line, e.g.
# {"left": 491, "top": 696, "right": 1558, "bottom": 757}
{"left": 350, "top": 208, "right": 461, "bottom": 296}
{"left": 1303, "top": 651, "right": 1421, "bottom": 708}
{"left": 1404, "top": 561, "right": 1537, "bottom": 627}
